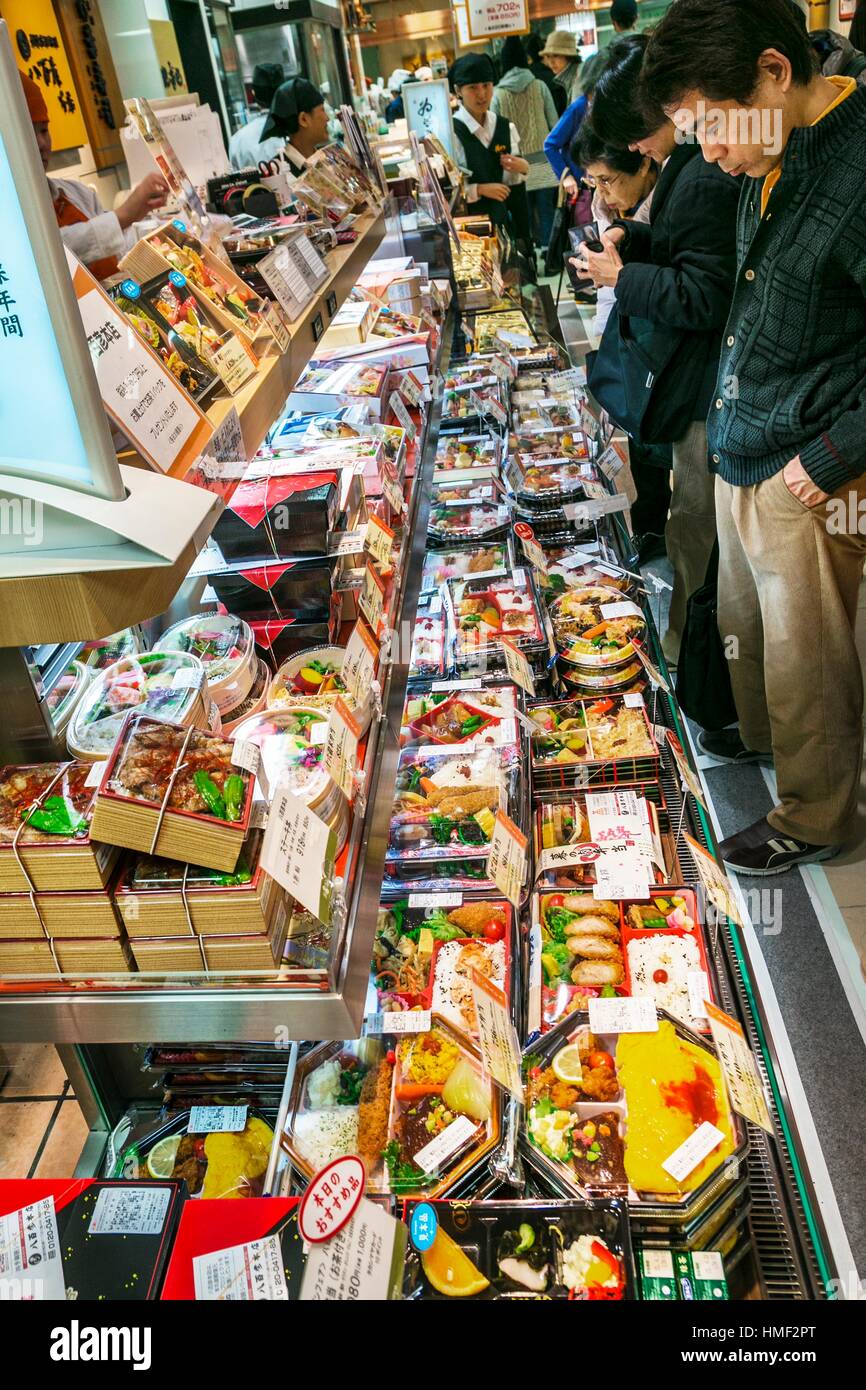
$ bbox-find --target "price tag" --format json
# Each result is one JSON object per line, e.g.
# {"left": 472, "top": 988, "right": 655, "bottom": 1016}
{"left": 414, "top": 1115, "right": 477, "bottom": 1175}
{"left": 407, "top": 892, "right": 463, "bottom": 907}
{"left": 431, "top": 679, "right": 482, "bottom": 692}
{"left": 632, "top": 638, "right": 673, "bottom": 695}
{"left": 88, "top": 1186, "right": 171, "bottom": 1236}
{"left": 471, "top": 971, "right": 523, "bottom": 1101}
{"left": 683, "top": 833, "right": 742, "bottom": 927}
{"left": 388, "top": 391, "right": 416, "bottom": 441}
{"left": 205, "top": 405, "right": 246, "bottom": 469}
{"left": 260, "top": 779, "right": 336, "bottom": 925}
{"left": 194, "top": 1234, "right": 288, "bottom": 1301}
{"left": 588, "top": 996, "right": 659, "bottom": 1034}
{"left": 262, "top": 299, "right": 292, "bottom": 353}
{"left": 499, "top": 636, "right": 536, "bottom": 697}
{"left": 482, "top": 394, "right": 507, "bottom": 426}
{"left": 231, "top": 737, "right": 262, "bottom": 779}
{"left": 189, "top": 1105, "right": 248, "bottom": 1134}
{"left": 172, "top": 667, "right": 204, "bottom": 690}
{"left": 557, "top": 550, "right": 599, "bottom": 572}
{"left": 398, "top": 370, "right": 423, "bottom": 406}
{"left": 324, "top": 697, "right": 362, "bottom": 799}
{"left": 666, "top": 731, "right": 708, "bottom": 810}
{"left": 383, "top": 472, "right": 406, "bottom": 516}
{"left": 491, "top": 353, "right": 515, "bottom": 383}
{"left": 366, "top": 1010, "right": 432, "bottom": 1035}
{"left": 0, "top": 1197, "right": 65, "bottom": 1300}
{"left": 623, "top": 693, "right": 644, "bottom": 708}
{"left": 704, "top": 1000, "right": 773, "bottom": 1133}
{"left": 331, "top": 528, "right": 368, "bottom": 556}
{"left": 688, "top": 971, "right": 711, "bottom": 1022}
{"left": 212, "top": 336, "right": 256, "bottom": 394}
{"left": 662, "top": 1122, "right": 726, "bottom": 1183}
{"left": 359, "top": 560, "right": 387, "bottom": 634}
{"left": 596, "top": 443, "right": 626, "bottom": 481}
{"left": 513, "top": 522, "right": 547, "bottom": 579}
{"left": 341, "top": 620, "right": 380, "bottom": 701}
{"left": 85, "top": 760, "right": 108, "bottom": 788}
{"left": 601, "top": 600, "right": 644, "bottom": 621}
{"left": 364, "top": 514, "right": 395, "bottom": 566}
{"left": 299, "top": 1197, "right": 406, "bottom": 1301}
{"left": 488, "top": 809, "right": 527, "bottom": 908}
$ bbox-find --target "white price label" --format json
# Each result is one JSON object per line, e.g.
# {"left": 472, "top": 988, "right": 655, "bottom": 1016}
{"left": 341, "top": 620, "right": 380, "bottom": 701}
{"left": 597, "top": 444, "right": 626, "bottom": 480}
{"left": 172, "top": 667, "right": 204, "bottom": 690}
{"left": 413, "top": 1115, "right": 478, "bottom": 1175}
{"left": 260, "top": 780, "right": 336, "bottom": 925}
{"left": 0, "top": 1197, "right": 65, "bottom": 1300}
{"left": 194, "top": 1233, "right": 288, "bottom": 1301}
{"left": 85, "top": 760, "right": 108, "bottom": 788}
{"left": 388, "top": 391, "right": 416, "bottom": 441}
{"left": 688, "top": 971, "right": 711, "bottom": 1021}
{"left": 212, "top": 336, "right": 255, "bottom": 394}
{"left": 88, "top": 1186, "right": 171, "bottom": 1236}
{"left": 206, "top": 405, "right": 246, "bottom": 467}
{"left": 662, "top": 1121, "right": 726, "bottom": 1183}
{"left": 262, "top": 299, "right": 292, "bottom": 353}
{"left": 471, "top": 970, "right": 522, "bottom": 1100}
{"left": 299, "top": 1198, "right": 405, "bottom": 1301}
{"left": 383, "top": 472, "right": 406, "bottom": 516}
{"left": 407, "top": 892, "right": 463, "bottom": 907}
{"left": 231, "top": 737, "right": 262, "bottom": 779}
{"left": 331, "top": 528, "right": 368, "bottom": 556}
{"left": 189, "top": 1105, "right": 248, "bottom": 1133}
{"left": 623, "top": 693, "right": 645, "bottom": 708}
{"left": 500, "top": 637, "right": 536, "bottom": 697}
{"left": 588, "top": 996, "right": 659, "bottom": 1034}
{"left": 366, "top": 1009, "right": 432, "bottom": 1035}
{"left": 324, "top": 697, "right": 362, "bottom": 800}
{"left": 705, "top": 1000, "right": 774, "bottom": 1133}
{"left": 431, "top": 679, "right": 482, "bottom": 692}
{"left": 601, "top": 600, "right": 644, "bottom": 621}
{"left": 359, "top": 561, "right": 387, "bottom": 634}
{"left": 365, "top": 514, "right": 394, "bottom": 566}
{"left": 487, "top": 808, "right": 527, "bottom": 908}
{"left": 398, "top": 371, "right": 423, "bottom": 406}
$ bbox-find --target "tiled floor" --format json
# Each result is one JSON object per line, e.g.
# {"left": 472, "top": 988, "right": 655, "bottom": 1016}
{"left": 0, "top": 1046, "right": 89, "bottom": 1179}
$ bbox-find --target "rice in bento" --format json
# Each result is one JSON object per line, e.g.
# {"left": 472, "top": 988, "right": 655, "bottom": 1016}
{"left": 627, "top": 933, "right": 702, "bottom": 1028}
{"left": 294, "top": 1106, "right": 359, "bottom": 1172}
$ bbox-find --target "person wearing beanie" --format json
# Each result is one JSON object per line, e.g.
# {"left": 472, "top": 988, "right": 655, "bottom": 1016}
{"left": 229, "top": 62, "right": 286, "bottom": 170}
{"left": 540, "top": 30, "right": 583, "bottom": 106}
{"left": 451, "top": 52, "right": 530, "bottom": 242}
{"left": 19, "top": 71, "right": 166, "bottom": 280}
{"left": 260, "top": 76, "right": 330, "bottom": 172}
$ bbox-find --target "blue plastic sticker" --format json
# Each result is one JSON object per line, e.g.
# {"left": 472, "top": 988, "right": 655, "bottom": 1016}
{"left": 120, "top": 279, "right": 141, "bottom": 300}
{"left": 172, "top": 219, "right": 187, "bottom": 232}
{"left": 168, "top": 270, "right": 187, "bottom": 289}
{"left": 410, "top": 1202, "right": 437, "bottom": 1253}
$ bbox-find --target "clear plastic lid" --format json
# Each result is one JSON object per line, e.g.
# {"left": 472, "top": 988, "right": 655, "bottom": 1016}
{"left": 81, "top": 628, "right": 144, "bottom": 671}
{"left": 160, "top": 613, "right": 255, "bottom": 699}
{"left": 230, "top": 707, "right": 331, "bottom": 806}
{"left": 46, "top": 659, "right": 91, "bottom": 732}
{"left": 67, "top": 652, "right": 205, "bottom": 760}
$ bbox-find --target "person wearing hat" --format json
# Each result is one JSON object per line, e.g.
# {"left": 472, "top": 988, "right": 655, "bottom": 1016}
{"left": 20, "top": 71, "right": 167, "bottom": 281}
{"left": 261, "top": 76, "right": 330, "bottom": 172}
{"left": 385, "top": 69, "right": 413, "bottom": 122}
{"left": 451, "top": 53, "right": 530, "bottom": 242}
{"left": 540, "top": 30, "right": 583, "bottom": 107}
{"left": 229, "top": 63, "right": 286, "bottom": 171}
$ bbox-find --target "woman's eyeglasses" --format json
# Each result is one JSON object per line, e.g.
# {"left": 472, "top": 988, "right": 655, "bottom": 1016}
{"left": 583, "top": 172, "right": 623, "bottom": 192}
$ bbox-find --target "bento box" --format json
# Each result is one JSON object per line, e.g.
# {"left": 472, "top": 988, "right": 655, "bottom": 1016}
{"left": 541, "top": 551, "right": 631, "bottom": 600}
{"left": 128, "top": 909, "right": 289, "bottom": 974}
{"left": 229, "top": 707, "right": 349, "bottom": 854}
{"left": 90, "top": 716, "right": 254, "bottom": 873}
{"left": 0, "top": 883, "right": 121, "bottom": 939}
{"left": 447, "top": 570, "right": 548, "bottom": 673}
{"left": 112, "top": 1108, "right": 276, "bottom": 1197}
{"left": 81, "top": 628, "right": 145, "bottom": 672}
{"left": 0, "top": 935, "right": 132, "bottom": 975}
{"left": 206, "top": 557, "right": 336, "bottom": 623}
{"left": 433, "top": 433, "right": 501, "bottom": 481}
{"left": 159, "top": 613, "right": 257, "bottom": 717}
{"left": 401, "top": 1199, "right": 634, "bottom": 1300}
{"left": 550, "top": 589, "right": 646, "bottom": 668}
{"left": 400, "top": 681, "right": 518, "bottom": 750}
{"left": 66, "top": 652, "right": 209, "bottom": 764}
{"left": 527, "top": 696, "right": 660, "bottom": 792}
{"left": 508, "top": 426, "right": 589, "bottom": 460}
{"left": 420, "top": 540, "right": 512, "bottom": 593}
{"left": 431, "top": 476, "right": 499, "bottom": 508}
{"left": 114, "top": 830, "right": 284, "bottom": 939}
{"left": 533, "top": 788, "right": 680, "bottom": 892}
{"left": 266, "top": 645, "right": 372, "bottom": 733}
{"left": 428, "top": 501, "right": 511, "bottom": 548}
{"left": 109, "top": 280, "right": 220, "bottom": 402}
{"left": 384, "top": 743, "right": 522, "bottom": 891}
{"left": 372, "top": 895, "right": 513, "bottom": 1035}
{"left": 282, "top": 1022, "right": 502, "bottom": 1200}
{"left": 408, "top": 611, "right": 447, "bottom": 683}
{"left": 0, "top": 761, "right": 120, "bottom": 893}
{"left": 214, "top": 470, "right": 341, "bottom": 562}
{"left": 520, "top": 1009, "right": 748, "bottom": 1224}
{"left": 510, "top": 459, "right": 589, "bottom": 510}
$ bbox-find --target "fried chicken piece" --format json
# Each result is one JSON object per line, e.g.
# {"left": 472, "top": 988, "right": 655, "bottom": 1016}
{"left": 357, "top": 1062, "right": 392, "bottom": 1170}
{"left": 579, "top": 1066, "right": 620, "bottom": 1102}
{"left": 564, "top": 916, "right": 620, "bottom": 940}
{"left": 447, "top": 902, "right": 506, "bottom": 935}
{"left": 571, "top": 959, "right": 625, "bottom": 987}
{"left": 562, "top": 894, "right": 619, "bottom": 919}
{"left": 430, "top": 787, "right": 499, "bottom": 818}
{"left": 565, "top": 934, "right": 623, "bottom": 961}
{"left": 525, "top": 1066, "right": 579, "bottom": 1109}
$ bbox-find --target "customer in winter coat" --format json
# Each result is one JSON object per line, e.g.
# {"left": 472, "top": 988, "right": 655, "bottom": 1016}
{"left": 544, "top": 92, "right": 589, "bottom": 194}
{"left": 493, "top": 36, "right": 559, "bottom": 250}
{"left": 540, "top": 30, "right": 583, "bottom": 109}
{"left": 576, "top": 34, "right": 740, "bottom": 668}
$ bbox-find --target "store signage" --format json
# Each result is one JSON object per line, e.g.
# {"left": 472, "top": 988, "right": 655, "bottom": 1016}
{"left": 4, "top": 0, "right": 86, "bottom": 152}
{"left": 324, "top": 696, "right": 362, "bottom": 800}
{"left": 194, "top": 1233, "right": 288, "bottom": 1301}
{"left": 298, "top": 1156, "right": 366, "bottom": 1244}
{"left": 260, "top": 780, "right": 336, "bottom": 926}
{"left": 211, "top": 335, "right": 256, "bottom": 395}
{"left": 596, "top": 442, "right": 627, "bottom": 482}
{"left": 499, "top": 636, "right": 535, "bottom": 697}
{"left": 258, "top": 234, "right": 328, "bottom": 323}
{"left": 261, "top": 299, "right": 291, "bottom": 353}
{"left": 464, "top": 0, "right": 529, "bottom": 40}
{"left": 67, "top": 253, "right": 213, "bottom": 477}
{"left": 365, "top": 1009, "right": 432, "bottom": 1035}
{"left": 488, "top": 808, "right": 527, "bottom": 908}
{"left": 364, "top": 513, "right": 394, "bottom": 566}
{"left": 149, "top": 18, "right": 188, "bottom": 98}
{"left": 299, "top": 1197, "right": 406, "bottom": 1301}
{"left": 359, "top": 559, "right": 387, "bottom": 634}
{"left": 403, "top": 78, "right": 457, "bottom": 163}
{"left": 704, "top": 1000, "right": 774, "bottom": 1133}
{"left": 666, "top": 729, "right": 708, "bottom": 810}
{"left": 683, "top": 832, "right": 743, "bottom": 928}
{"left": 586, "top": 789, "right": 654, "bottom": 900}
{"left": 341, "top": 619, "right": 380, "bottom": 700}
{"left": 55, "top": 0, "right": 125, "bottom": 169}
{"left": 471, "top": 970, "right": 523, "bottom": 1100}
{"left": 383, "top": 471, "right": 405, "bottom": 517}
{"left": 398, "top": 370, "right": 423, "bottom": 407}
{"left": 388, "top": 391, "right": 416, "bottom": 441}
{"left": 124, "top": 97, "right": 206, "bottom": 223}
{"left": 513, "top": 521, "right": 547, "bottom": 579}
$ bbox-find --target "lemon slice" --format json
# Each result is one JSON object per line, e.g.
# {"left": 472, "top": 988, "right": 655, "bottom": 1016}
{"left": 551, "top": 1042, "right": 585, "bottom": 1086}
{"left": 146, "top": 1133, "right": 181, "bottom": 1179}
{"left": 421, "top": 1228, "right": 490, "bottom": 1298}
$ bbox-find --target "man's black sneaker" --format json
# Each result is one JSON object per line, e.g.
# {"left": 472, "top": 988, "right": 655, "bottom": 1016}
{"left": 719, "top": 816, "right": 840, "bottom": 876}
{"left": 698, "top": 729, "right": 771, "bottom": 765}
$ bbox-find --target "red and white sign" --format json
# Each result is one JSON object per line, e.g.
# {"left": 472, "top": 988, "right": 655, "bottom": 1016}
{"left": 298, "top": 1155, "right": 366, "bottom": 1244}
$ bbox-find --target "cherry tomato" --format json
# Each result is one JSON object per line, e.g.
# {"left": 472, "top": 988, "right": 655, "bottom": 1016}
{"left": 653, "top": 968, "right": 669, "bottom": 984}
{"left": 546, "top": 894, "right": 565, "bottom": 909}
{"left": 386, "top": 1050, "right": 396, "bottom": 1066}
{"left": 588, "top": 1050, "right": 615, "bottom": 1071}
{"left": 482, "top": 917, "right": 506, "bottom": 942}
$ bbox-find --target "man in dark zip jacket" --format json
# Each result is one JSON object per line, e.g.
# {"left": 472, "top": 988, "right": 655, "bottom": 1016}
{"left": 577, "top": 35, "right": 740, "bottom": 666}
{"left": 641, "top": 0, "right": 866, "bottom": 875}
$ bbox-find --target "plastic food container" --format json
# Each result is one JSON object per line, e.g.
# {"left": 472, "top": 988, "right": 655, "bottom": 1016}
{"left": 527, "top": 696, "right": 660, "bottom": 793}
{"left": 550, "top": 588, "right": 646, "bottom": 668}
{"left": 373, "top": 897, "right": 512, "bottom": 1014}
{"left": 267, "top": 645, "right": 372, "bottom": 734}
{"left": 221, "top": 658, "right": 270, "bottom": 735}
{"left": 560, "top": 661, "right": 647, "bottom": 697}
{"left": 420, "top": 542, "right": 510, "bottom": 592}
{"left": 520, "top": 1009, "right": 748, "bottom": 1227}
{"left": 231, "top": 707, "right": 349, "bottom": 853}
{"left": 46, "top": 659, "right": 91, "bottom": 736}
{"left": 81, "top": 628, "right": 145, "bottom": 672}
{"left": 429, "top": 502, "right": 511, "bottom": 547}
{"left": 401, "top": 683, "right": 518, "bottom": 749}
{"left": 160, "top": 613, "right": 256, "bottom": 715}
{"left": 67, "top": 652, "right": 208, "bottom": 763}
{"left": 402, "top": 1198, "right": 634, "bottom": 1300}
